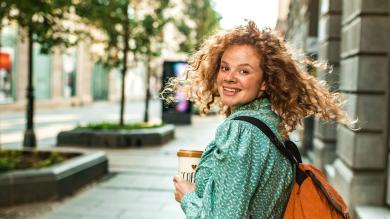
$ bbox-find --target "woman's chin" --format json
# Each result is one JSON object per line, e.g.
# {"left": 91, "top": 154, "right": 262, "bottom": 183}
{"left": 221, "top": 100, "right": 238, "bottom": 107}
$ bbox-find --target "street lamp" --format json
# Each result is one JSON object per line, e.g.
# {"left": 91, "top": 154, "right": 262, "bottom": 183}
{"left": 23, "top": 29, "right": 36, "bottom": 147}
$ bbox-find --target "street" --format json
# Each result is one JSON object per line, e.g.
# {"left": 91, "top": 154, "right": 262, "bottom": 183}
{"left": 0, "top": 100, "right": 224, "bottom": 219}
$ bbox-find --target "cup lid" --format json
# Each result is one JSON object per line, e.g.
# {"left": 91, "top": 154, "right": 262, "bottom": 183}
{"left": 177, "top": 149, "right": 203, "bottom": 158}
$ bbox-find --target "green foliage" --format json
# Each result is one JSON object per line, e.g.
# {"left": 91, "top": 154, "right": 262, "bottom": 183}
{"left": 0, "top": 150, "right": 21, "bottom": 172}
{"left": 130, "top": 0, "right": 172, "bottom": 123}
{"left": 132, "top": 0, "right": 172, "bottom": 59}
{"left": 0, "top": 1, "right": 12, "bottom": 29}
{"left": 76, "top": 121, "right": 164, "bottom": 130}
{"left": 1, "top": 0, "right": 75, "bottom": 53}
{"left": 73, "top": 0, "right": 173, "bottom": 124}
{"left": 74, "top": 0, "right": 133, "bottom": 68}
{"left": 0, "top": 150, "right": 66, "bottom": 173}
{"left": 32, "top": 152, "right": 65, "bottom": 168}
{"left": 74, "top": 0, "right": 173, "bottom": 68}
{"left": 175, "top": 0, "right": 221, "bottom": 53}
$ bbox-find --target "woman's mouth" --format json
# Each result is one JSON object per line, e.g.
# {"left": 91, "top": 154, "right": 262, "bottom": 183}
{"left": 223, "top": 87, "right": 241, "bottom": 95}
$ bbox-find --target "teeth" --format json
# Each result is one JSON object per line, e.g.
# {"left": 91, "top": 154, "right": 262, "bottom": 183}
{"left": 224, "top": 87, "right": 240, "bottom": 92}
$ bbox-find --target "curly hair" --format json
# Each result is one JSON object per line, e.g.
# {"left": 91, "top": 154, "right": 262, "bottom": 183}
{"left": 163, "top": 20, "right": 350, "bottom": 138}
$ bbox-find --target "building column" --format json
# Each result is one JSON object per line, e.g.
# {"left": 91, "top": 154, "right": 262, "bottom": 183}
{"left": 331, "top": 0, "right": 389, "bottom": 216}
{"left": 302, "top": 0, "right": 319, "bottom": 157}
{"left": 312, "top": 0, "right": 342, "bottom": 170}
{"left": 15, "top": 28, "right": 28, "bottom": 103}
{"left": 108, "top": 69, "right": 120, "bottom": 102}
{"left": 76, "top": 41, "right": 93, "bottom": 105}
{"left": 51, "top": 47, "right": 63, "bottom": 100}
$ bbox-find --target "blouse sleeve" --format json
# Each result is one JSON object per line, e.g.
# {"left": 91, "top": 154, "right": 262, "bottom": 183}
{"left": 180, "top": 119, "right": 273, "bottom": 219}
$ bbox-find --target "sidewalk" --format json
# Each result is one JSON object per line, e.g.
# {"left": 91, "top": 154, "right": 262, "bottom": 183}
{"left": 0, "top": 100, "right": 164, "bottom": 149}
{"left": 1, "top": 113, "right": 223, "bottom": 219}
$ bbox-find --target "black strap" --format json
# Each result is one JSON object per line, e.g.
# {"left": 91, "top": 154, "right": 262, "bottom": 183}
{"left": 233, "top": 116, "right": 297, "bottom": 164}
{"left": 233, "top": 116, "right": 307, "bottom": 185}
{"left": 285, "top": 140, "right": 302, "bottom": 163}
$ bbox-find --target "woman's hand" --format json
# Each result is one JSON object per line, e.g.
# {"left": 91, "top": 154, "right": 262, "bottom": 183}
{"left": 173, "top": 175, "right": 195, "bottom": 202}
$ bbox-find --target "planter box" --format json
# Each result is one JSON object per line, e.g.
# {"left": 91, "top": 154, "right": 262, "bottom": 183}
{"left": 0, "top": 150, "right": 108, "bottom": 206}
{"left": 57, "top": 124, "right": 175, "bottom": 147}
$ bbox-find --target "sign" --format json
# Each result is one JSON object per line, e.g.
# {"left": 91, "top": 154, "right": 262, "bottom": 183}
{"left": 0, "top": 52, "right": 11, "bottom": 69}
{"left": 162, "top": 61, "right": 192, "bottom": 124}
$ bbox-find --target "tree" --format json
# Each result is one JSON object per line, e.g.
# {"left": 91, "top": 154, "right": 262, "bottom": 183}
{"left": 0, "top": 1, "right": 12, "bottom": 49}
{"left": 76, "top": 0, "right": 172, "bottom": 125}
{"left": 74, "top": 0, "right": 137, "bottom": 127}
{"left": 175, "top": 0, "right": 221, "bottom": 53}
{"left": 1, "top": 1, "right": 74, "bottom": 147}
{"left": 131, "top": 0, "right": 171, "bottom": 122}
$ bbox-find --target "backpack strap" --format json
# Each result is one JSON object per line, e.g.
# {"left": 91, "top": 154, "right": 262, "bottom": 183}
{"left": 233, "top": 116, "right": 297, "bottom": 164}
{"left": 285, "top": 140, "right": 302, "bottom": 163}
{"left": 233, "top": 116, "right": 307, "bottom": 185}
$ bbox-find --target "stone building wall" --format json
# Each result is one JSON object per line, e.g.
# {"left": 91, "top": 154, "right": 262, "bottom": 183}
{"left": 281, "top": 0, "right": 390, "bottom": 217}
{"left": 333, "top": 0, "right": 389, "bottom": 217}
{"left": 312, "top": 0, "right": 342, "bottom": 170}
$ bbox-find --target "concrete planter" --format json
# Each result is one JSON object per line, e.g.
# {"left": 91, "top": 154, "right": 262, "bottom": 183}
{"left": 57, "top": 124, "right": 175, "bottom": 147}
{"left": 0, "top": 150, "right": 108, "bottom": 206}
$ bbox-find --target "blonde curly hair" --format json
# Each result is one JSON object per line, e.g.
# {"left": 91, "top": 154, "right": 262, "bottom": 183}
{"left": 163, "top": 21, "right": 350, "bottom": 138}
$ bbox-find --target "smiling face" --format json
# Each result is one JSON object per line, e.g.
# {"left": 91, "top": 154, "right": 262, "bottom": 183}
{"left": 216, "top": 44, "right": 266, "bottom": 108}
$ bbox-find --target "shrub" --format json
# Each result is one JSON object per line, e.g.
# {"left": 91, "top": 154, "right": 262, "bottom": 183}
{"left": 0, "top": 149, "right": 67, "bottom": 173}
{"left": 75, "top": 121, "right": 164, "bottom": 130}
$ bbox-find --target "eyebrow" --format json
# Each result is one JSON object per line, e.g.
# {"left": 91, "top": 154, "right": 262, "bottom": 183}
{"left": 220, "top": 60, "right": 255, "bottom": 69}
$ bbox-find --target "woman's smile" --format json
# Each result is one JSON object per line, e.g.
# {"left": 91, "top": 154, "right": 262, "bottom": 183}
{"left": 222, "top": 86, "right": 241, "bottom": 95}
{"left": 217, "top": 44, "right": 266, "bottom": 107}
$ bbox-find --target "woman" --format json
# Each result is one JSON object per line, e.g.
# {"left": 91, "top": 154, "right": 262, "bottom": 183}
{"left": 171, "top": 21, "right": 349, "bottom": 219}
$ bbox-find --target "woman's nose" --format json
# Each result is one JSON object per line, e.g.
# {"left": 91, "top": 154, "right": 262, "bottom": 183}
{"left": 223, "top": 71, "right": 237, "bottom": 83}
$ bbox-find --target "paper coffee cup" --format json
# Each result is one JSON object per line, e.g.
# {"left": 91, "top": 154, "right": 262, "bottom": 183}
{"left": 177, "top": 149, "right": 203, "bottom": 183}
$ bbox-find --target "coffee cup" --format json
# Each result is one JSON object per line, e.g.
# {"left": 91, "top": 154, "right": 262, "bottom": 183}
{"left": 177, "top": 149, "right": 203, "bottom": 183}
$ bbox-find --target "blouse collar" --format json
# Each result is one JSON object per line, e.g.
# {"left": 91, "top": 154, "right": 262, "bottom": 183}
{"left": 232, "top": 98, "right": 271, "bottom": 113}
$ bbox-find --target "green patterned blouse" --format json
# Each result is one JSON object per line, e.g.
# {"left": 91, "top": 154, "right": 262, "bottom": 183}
{"left": 180, "top": 98, "right": 294, "bottom": 219}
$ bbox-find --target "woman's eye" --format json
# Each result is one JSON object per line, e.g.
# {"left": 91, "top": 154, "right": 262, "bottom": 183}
{"left": 221, "top": 66, "right": 230, "bottom": 72}
{"left": 239, "top": 69, "right": 250, "bottom": 74}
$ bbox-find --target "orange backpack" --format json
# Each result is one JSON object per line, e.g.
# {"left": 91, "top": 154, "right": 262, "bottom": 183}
{"left": 234, "top": 116, "right": 350, "bottom": 219}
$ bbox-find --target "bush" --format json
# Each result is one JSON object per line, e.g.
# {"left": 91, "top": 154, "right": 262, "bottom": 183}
{"left": 75, "top": 121, "right": 164, "bottom": 130}
{"left": 0, "top": 149, "right": 66, "bottom": 173}
{"left": 0, "top": 150, "right": 21, "bottom": 172}
{"left": 32, "top": 152, "right": 65, "bottom": 168}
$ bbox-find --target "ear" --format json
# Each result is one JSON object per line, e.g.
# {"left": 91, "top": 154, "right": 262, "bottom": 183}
{"left": 257, "top": 81, "right": 267, "bottom": 98}
{"left": 260, "top": 81, "right": 268, "bottom": 92}
{"left": 260, "top": 81, "right": 267, "bottom": 91}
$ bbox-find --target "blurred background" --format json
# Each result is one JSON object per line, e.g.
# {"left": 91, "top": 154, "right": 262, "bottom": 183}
{"left": 1, "top": 0, "right": 390, "bottom": 218}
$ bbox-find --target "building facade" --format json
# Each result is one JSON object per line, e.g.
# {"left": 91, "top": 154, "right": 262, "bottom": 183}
{"left": 278, "top": 0, "right": 390, "bottom": 218}
{"left": 0, "top": 24, "right": 155, "bottom": 113}
{"left": 0, "top": 25, "right": 96, "bottom": 112}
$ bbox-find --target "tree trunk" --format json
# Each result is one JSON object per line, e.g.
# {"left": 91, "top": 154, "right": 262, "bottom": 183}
{"left": 23, "top": 28, "right": 36, "bottom": 147}
{"left": 119, "top": 4, "right": 129, "bottom": 127}
{"left": 143, "top": 56, "right": 151, "bottom": 123}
